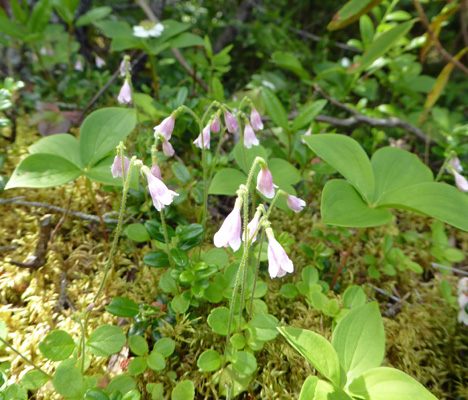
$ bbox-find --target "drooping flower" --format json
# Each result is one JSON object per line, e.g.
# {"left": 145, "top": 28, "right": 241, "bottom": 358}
{"left": 145, "top": 170, "right": 179, "bottom": 211}
{"left": 110, "top": 155, "right": 130, "bottom": 178}
{"left": 266, "top": 228, "right": 294, "bottom": 279}
{"left": 194, "top": 124, "right": 211, "bottom": 149}
{"left": 154, "top": 115, "right": 175, "bottom": 141}
{"left": 286, "top": 195, "right": 306, "bottom": 213}
{"left": 95, "top": 56, "right": 106, "bottom": 68}
{"left": 301, "top": 128, "right": 312, "bottom": 144}
{"left": 214, "top": 198, "right": 242, "bottom": 252}
{"left": 453, "top": 170, "right": 468, "bottom": 192}
{"left": 250, "top": 108, "right": 263, "bottom": 131}
{"left": 150, "top": 162, "right": 162, "bottom": 180}
{"left": 211, "top": 116, "right": 221, "bottom": 133}
{"left": 257, "top": 166, "right": 277, "bottom": 198}
{"left": 244, "top": 122, "right": 259, "bottom": 149}
{"left": 118, "top": 80, "right": 132, "bottom": 104}
{"left": 74, "top": 59, "right": 84, "bottom": 71}
{"left": 243, "top": 210, "right": 261, "bottom": 243}
{"left": 120, "top": 58, "right": 129, "bottom": 77}
{"left": 133, "top": 22, "right": 165, "bottom": 38}
{"left": 224, "top": 110, "right": 238, "bottom": 133}
{"left": 458, "top": 278, "right": 468, "bottom": 325}
{"left": 450, "top": 157, "right": 463, "bottom": 173}
{"left": 162, "top": 140, "right": 175, "bottom": 157}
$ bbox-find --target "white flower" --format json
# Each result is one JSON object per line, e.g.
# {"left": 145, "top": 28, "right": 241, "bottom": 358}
{"left": 133, "top": 22, "right": 165, "bottom": 38}
{"left": 146, "top": 171, "right": 179, "bottom": 211}
{"left": 213, "top": 198, "right": 242, "bottom": 252}
{"left": 266, "top": 228, "right": 294, "bottom": 279}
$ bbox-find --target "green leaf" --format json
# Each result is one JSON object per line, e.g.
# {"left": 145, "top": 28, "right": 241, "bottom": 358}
{"left": 171, "top": 380, "right": 195, "bottom": 400}
{"left": 197, "top": 349, "right": 222, "bottom": 372}
{"left": 38, "top": 330, "right": 75, "bottom": 361}
{"left": 332, "top": 302, "right": 385, "bottom": 383}
{"left": 0, "top": 16, "right": 26, "bottom": 38}
{"left": 126, "top": 223, "right": 150, "bottom": 242}
{"left": 106, "top": 297, "right": 139, "bottom": 318}
{"left": 371, "top": 147, "right": 433, "bottom": 203}
{"left": 168, "top": 32, "right": 204, "bottom": 48}
{"left": 377, "top": 182, "right": 468, "bottom": 232}
{"left": 233, "top": 142, "right": 268, "bottom": 174}
{"left": 52, "top": 360, "right": 83, "bottom": 398}
{"left": 79, "top": 108, "right": 136, "bottom": 167}
{"left": 84, "top": 388, "right": 110, "bottom": 400}
{"left": 321, "top": 180, "right": 393, "bottom": 227}
{"left": 328, "top": 0, "right": 384, "bottom": 30}
{"left": 147, "top": 351, "right": 166, "bottom": 371}
{"left": 268, "top": 158, "right": 301, "bottom": 187}
{"left": 292, "top": 100, "right": 328, "bottom": 131}
{"left": 153, "top": 338, "right": 175, "bottom": 358}
{"left": 29, "top": 133, "right": 83, "bottom": 168}
{"left": 0, "top": 320, "right": 8, "bottom": 348}
{"left": 208, "top": 307, "right": 236, "bottom": 335}
{"left": 342, "top": 286, "right": 367, "bottom": 309}
{"left": 76, "top": 6, "right": 112, "bottom": 26}
{"left": 177, "top": 223, "right": 204, "bottom": 250}
{"left": 122, "top": 390, "right": 141, "bottom": 400}
{"left": 278, "top": 326, "right": 341, "bottom": 386}
{"left": 21, "top": 370, "right": 50, "bottom": 390}
{"left": 128, "top": 335, "right": 149, "bottom": 356}
{"left": 262, "top": 87, "right": 289, "bottom": 130}
{"left": 360, "top": 14, "right": 375, "bottom": 48}
{"left": 211, "top": 76, "right": 224, "bottom": 101}
{"left": 350, "top": 20, "right": 415, "bottom": 72}
{"left": 87, "top": 325, "right": 126, "bottom": 357}
{"left": 145, "top": 220, "right": 167, "bottom": 243}
{"left": 247, "top": 314, "right": 279, "bottom": 342}
{"left": 3, "top": 383, "right": 27, "bottom": 399}
{"left": 232, "top": 351, "right": 257, "bottom": 375}
{"left": 203, "top": 248, "right": 228, "bottom": 269}
{"left": 299, "top": 376, "right": 353, "bottom": 400}
{"left": 146, "top": 383, "right": 164, "bottom": 400}
{"left": 171, "top": 162, "right": 191, "bottom": 184}
{"left": 143, "top": 251, "right": 170, "bottom": 268}
{"left": 128, "top": 357, "right": 147, "bottom": 376}
{"left": 271, "top": 51, "right": 310, "bottom": 81}
{"left": 5, "top": 154, "right": 82, "bottom": 189}
{"left": 11, "top": 0, "right": 28, "bottom": 25}
{"left": 280, "top": 283, "right": 299, "bottom": 299}
{"left": 303, "top": 134, "right": 375, "bottom": 203}
{"left": 171, "top": 294, "right": 190, "bottom": 313}
{"left": 106, "top": 375, "right": 136, "bottom": 396}
{"left": 29, "top": 0, "right": 52, "bottom": 33}
{"left": 348, "top": 367, "right": 437, "bottom": 400}
{"left": 96, "top": 20, "right": 132, "bottom": 38}
{"left": 85, "top": 155, "right": 138, "bottom": 189}
{"left": 208, "top": 168, "right": 246, "bottom": 195}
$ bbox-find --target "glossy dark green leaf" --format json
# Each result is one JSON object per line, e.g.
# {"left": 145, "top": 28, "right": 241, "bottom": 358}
{"left": 143, "top": 251, "right": 170, "bottom": 268}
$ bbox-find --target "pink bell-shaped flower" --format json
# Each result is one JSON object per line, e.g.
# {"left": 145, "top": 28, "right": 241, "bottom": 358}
{"left": 224, "top": 110, "right": 238, "bottom": 133}
{"left": 450, "top": 157, "right": 463, "bottom": 173}
{"left": 118, "top": 80, "right": 132, "bottom": 104}
{"left": 162, "top": 140, "right": 175, "bottom": 157}
{"left": 154, "top": 115, "right": 175, "bottom": 141}
{"left": 243, "top": 210, "right": 261, "bottom": 243}
{"left": 74, "top": 59, "right": 84, "bottom": 71}
{"left": 146, "top": 171, "right": 179, "bottom": 211}
{"left": 110, "top": 155, "right": 130, "bottom": 178}
{"left": 454, "top": 170, "right": 468, "bottom": 192}
{"left": 213, "top": 198, "right": 242, "bottom": 252}
{"left": 257, "top": 166, "right": 277, "bottom": 199}
{"left": 286, "top": 195, "right": 306, "bottom": 213}
{"left": 250, "top": 108, "right": 263, "bottom": 131}
{"left": 211, "top": 116, "right": 221, "bottom": 133}
{"left": 95, "top": 56, "right": 106, "bottom": 68}
{"left": 194, "top": 124, "right": 211, "bottom": 149}
{"left": 150, "top": 162, "right": 162, "bottom": 180}
{"left": 266, "top": 228, "right": 294, "bottom": 279}
{"left": 244, "top": 122, "right": 259, "bottom": 149}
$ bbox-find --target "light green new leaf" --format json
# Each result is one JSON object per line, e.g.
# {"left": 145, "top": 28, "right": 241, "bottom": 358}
{"left": 197, "top": 349, "right": 222, "bottom": 372}
{"left": 332, "top": 302, "right": 385, "bottom": 384}
{"left": 303, "top": 134, "right": 375, "bottom": 203}
{"left": 328, "top": 0, "right": 384, "bottom": 30}
{"left": 52, "top": 360, "right": 83, "bottom": 398}
{"left": 292, "top": 100, "right": 328, "bottom": 131}
{"left": 349, "top": 20, "right": 415, "bottom": 72}
{"left": 371, "top": 147, "right": 433, "bottom": 203}
{"left": 262, "top": 87, "right": 289, "bottom": 130}
{"left": 171, "top": 380, "right": 195, "bottom": 400}
{"left": 208, "top": 168, "right": 246, "bottom": 196}
{"left": 167, "top": 32, "right": 204, "bottom": 49}
{"left": 377, "top": 182, "right": 468, "bottom": 232}
{"left": 87, "top": 325, "right": 126, "bottom": 357}
{"left": 29, "top": 133, "right": 83, "bottom": 168}
{"left": 299, "top": 376, "right": 353, "bottom": 400}
{"left": 348, "top": 367, "right": 438, "bottom": 400}
{"left": 321, "top": 180, "right": 392, "bottom": 227}
{"left": 278, "top": 326, "right": 341, "bottom": 387}
{"left": 79, "top": 108, "right": 137, "bottom": 167}
{"left": 5, "top": 153, "right": 82, "bottom": 189}
{"left": 76, "top": 6, "right": 112, "bottom": 27}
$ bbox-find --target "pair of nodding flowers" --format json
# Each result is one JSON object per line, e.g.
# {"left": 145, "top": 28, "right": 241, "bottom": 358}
{"left": 193, "top": 108, "right": 263, "bottom": 150}
{"left": 213, "top": 167, "right": 305, "bottom": 279}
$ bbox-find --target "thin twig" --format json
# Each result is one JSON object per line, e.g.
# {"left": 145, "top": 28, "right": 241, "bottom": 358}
{"left": 413, "top": 0, "right": 468, "bottom": 75}
{"left": 431, "top": 262, "right": 468, "bottom": 276}
{"left": 135, "top": 0, "right": 210, "bottom": 92}
{"left": 368, "top": 283, "right": 402, "bottom": 302}
{"left": 289, "top": 26, "right": 362, "bottom": 53}
{"left": 49, "top": 192, "right": 73, "bottom": 244}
